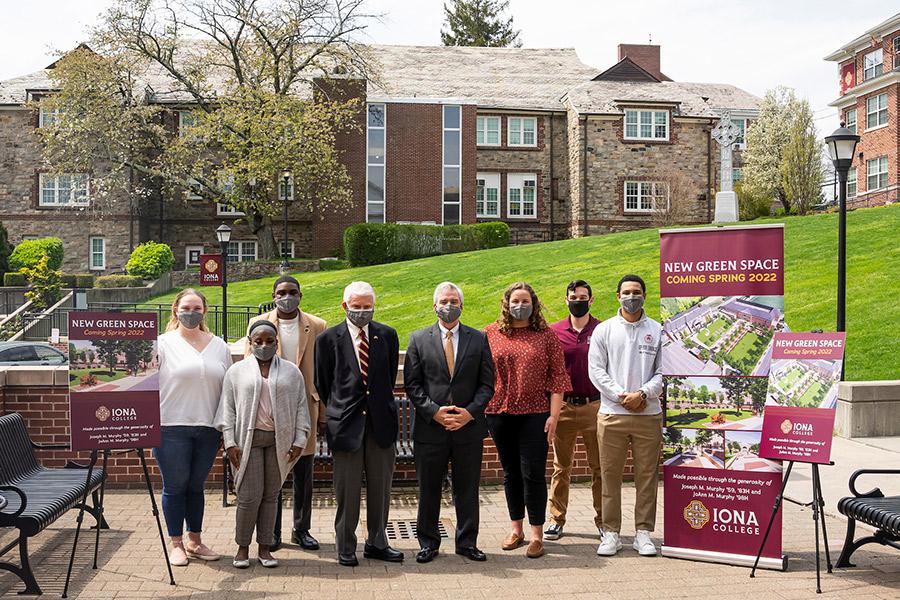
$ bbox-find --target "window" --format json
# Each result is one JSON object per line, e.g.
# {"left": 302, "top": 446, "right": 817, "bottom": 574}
{"left": 34, "top": 345, "right": 65, "bottom": 363}
{"left": 226, "top": 240, "right": 257, "bottom": 263}
{"left": 366, "top": 103, "right": 386, "bottom": 223}
{"left": 185, "top": 177, "right": 203, "bottom": 200}
{"left": 507, "top": 173, "right": 537, "bottom": 218}
{"left": 475, "top": 172, "right": 500, "bottom": 218}
{"left": 279, "top": 241, "right": 295, "bottom": 259}
{"left": 178, "top": 110, "right": 198, "bottom": 137}
{"left": 866, "top": 93, "right": 888, "bottom": 129}
{"left": 443, "top": 105, "right": 462, "bottom": 225}
{"left": 624, "top": 109, "right": 668, "bottom": 140}
{"left": 624, "top": 181, "right": 668, "bottom": 212}
{"left": 732, "top": 168, "right": 742, "bottom": 182}
{"left": 0, "top": 346, "right": 37, "bottom": 362}
{"left": 216, "top": 172, "right": 244, "bottom": 215}
{"left": 731, "top": 118, "right": 747, "bottom": 148}
{"left": 185, "top": 245, "right": 204, "bottom": 266}
{"left": 217, "top": 203, "right": 244, "bottom": 215}
{"left": 39, "top": 173, "right": 89, "bottom": 206}
{"left": 847, "top": 167, "right": 857, "bottom": 197}
{"left": 476, "top": 116, "right": 500, "bottom": 146}
{"left": 845, "top": 108, "right": 857, "bottom": 134}
{"left": 867, "top": 156, "right": 888, "bottom": 191}
{"left": 89, "top": 237, "right": 106, "bottom": 271}
{"left": 39, "top": 106, "right": 63, "bottom": 127}
{"left": 507, "top": 116, "right": 536, "bottom": 147}
{"left": 863, "top": 48, "right": 883, "bottom": 81}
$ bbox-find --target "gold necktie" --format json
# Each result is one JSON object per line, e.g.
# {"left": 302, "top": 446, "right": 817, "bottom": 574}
{"left": 444, "top": 330, "right": 455, "bottom": 377}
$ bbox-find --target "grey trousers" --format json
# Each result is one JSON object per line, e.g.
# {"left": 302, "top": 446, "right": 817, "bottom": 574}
{"left": 332, "top": 419, "right": 396, "bottom": 554}
{"left": 235, "top": 429, "right": 281, "bottom": 546}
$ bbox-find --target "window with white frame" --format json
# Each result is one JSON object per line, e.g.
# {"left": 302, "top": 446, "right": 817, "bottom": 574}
{"left": 39, "top": 173, "right": 89, "bottom": 206}
{"left": 507, "top": 173, "right": 537, "bottom": 218}
{"left": 507, "top": 116, "right": 536, "bottom": 147}
{"left": 443, "top": 105, "right": 462, "bottom": 225}
{"left": 366, "top": 103, "right": 386, "bottom": 223}
{"left": 731, "top": 118, "right": 747, "bottom": 148}
{"left": 216, "top": 172, "right": 244, "bottom": 215}
{"left": 178, "top": 110, "right": 198, "bottom": 136}
{"left": 845, "top": 108, "right": 857, "bottom": 134}
{"left": 863, "top": 48, "right": 883, "bottom": 81}
{"left": 185, "top": 177, "right": 203, "bottom": 200}
{"left": 867, "top": 156, "right": 888, "bottom": 190}
{"left": 89, "top": 237, "right": 106, "bottom": 270}
{"left": 847, "top": 167, "right": 857, "bottom": 197}
{"left": 624, "top": 109, "right": 668, "bottom": 140}
{"left": 39, "top": 106, "right": 63, "bottom": 127}
{"left": 185, "top": 245, "right": 204, "bottom": 266}
{"left": 732, "top": 168, "right": 742, "bottom": 182}
{"left": 475, "top": 172, "right": 500, "bottom": 217}
{"left": 624, "top": 181, "right": 668, "bottom": 212}
{"left": 279, "top": 241, "right": 295, "bottom": 259}
{"left": 866, "top": 93, "right": 888, "bottom": 129}
{"left": 476, "top": 116, "right": 500, "bottom": 146}
{"left": 226, "top": 240, "right": 257, "bottom": 263}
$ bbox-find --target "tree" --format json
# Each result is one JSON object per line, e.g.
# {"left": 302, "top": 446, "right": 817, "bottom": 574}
{"left": 441, "top": 0, "right": 521, "bottom": 47}
{"left": 720, "top": 376, "right": 749, "bottom": 415}
{"left": 38, "top": 0, "right": 374, "bottom": 259}
{"left": 663, "top": 427, "right": 683, "bottom": 446}
{"left": 651, "top": 164, "right": 697, "bottom": 228}
{"left": 780, "top": 98, "right": 823, "bottom": 214}
{"left": 741, "top": 87, "right": 797, "bottom": 213}
{"left": 695, "top": 429, "right": 713, "bottom": 448}
{"left": 746, "top": 377, "right": 768, "bottom": 414}
{"left": 20, "top": 255, "right": 63, "bottom": 311}
{"left": 0, "top": 221, "right": 11, "bottom": 278}
{"left": 121, "top": 340, "right": 154, "bottom": 376}
{"left": 93, "top": 339, "right": 121, "bottom": 376}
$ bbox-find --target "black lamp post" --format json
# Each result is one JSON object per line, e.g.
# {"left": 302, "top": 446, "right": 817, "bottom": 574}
{"left": 280, "top": 169, "right": 292, "bottom": 273}
{"left": 215, "top": 223, "right": 232, "bottom": 342}
{"left": 824, "top": 125, "right": 859, "bottom": 379}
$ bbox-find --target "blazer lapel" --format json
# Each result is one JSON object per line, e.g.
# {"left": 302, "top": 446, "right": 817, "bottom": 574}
{"left": 430, "top": 322, "right": 451, "bottom": 380}
{"left": 296, "top": 311, "right": 312, "bottom": 365}
{"left": 453, "top": 325, "right": 472, "bottom": 381}
{"left": 337, "top": 322, "right": 362, "bottom": 381}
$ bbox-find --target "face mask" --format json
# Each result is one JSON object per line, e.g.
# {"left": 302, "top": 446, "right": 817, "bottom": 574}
{"left": 346, "top": 309, "right": 374, "bottom": 328}
{"left": 567, "top": 300, "right": 590, "bottom": 318}
{"left": 252, "top": 344, "right": 277, "bottom": 362}
{"left": 509, "top": 304, "right": 533, "bottom": 321}
{"left": 177, "top": 310, "right": 204, "bottom": 329}
{"left": 275, "top": 295, "right": 300, "bottom": 314}
{"left": 620, "top": 295, "right": 645, "bottom": 315}
{"left": 436, "top": 304, "right": 462, "bottom": 324}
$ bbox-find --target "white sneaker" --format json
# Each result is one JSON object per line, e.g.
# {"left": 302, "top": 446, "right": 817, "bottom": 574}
{"left": 596, "top": 531, "right": 622, "bottom": 556}
{"left": 632, "top": 530, "right": 657, "bottom": 556}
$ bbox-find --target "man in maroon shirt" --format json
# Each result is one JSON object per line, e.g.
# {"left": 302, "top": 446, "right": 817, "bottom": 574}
{"left": 545, "top": 280, "right": 603, "bottom": 541}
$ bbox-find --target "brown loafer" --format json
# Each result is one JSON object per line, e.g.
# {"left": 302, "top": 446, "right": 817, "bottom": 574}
{"left": 501, "top": 533, "right": 525, "bottom": 551}
{"left": 526, "top": 539, "right": 545, "bottom": 559}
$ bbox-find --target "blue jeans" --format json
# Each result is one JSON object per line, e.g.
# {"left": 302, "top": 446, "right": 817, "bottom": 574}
{"left": 153, "top": 426, "right": 221, "bottom": 537}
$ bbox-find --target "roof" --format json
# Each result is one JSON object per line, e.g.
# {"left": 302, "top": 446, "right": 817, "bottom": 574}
{"left": 565, "top": 80, "right": 760, "bottom": 118}
{"left": 593, "top": 57, "right": 672, "bottom": 83}
{"left": 824, "top": 12, "right": 900, "bottom": 61}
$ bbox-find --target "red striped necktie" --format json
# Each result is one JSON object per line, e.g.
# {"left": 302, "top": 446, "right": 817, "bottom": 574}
{"left": 358, "top": 328, "right": 369, "bottom": 386}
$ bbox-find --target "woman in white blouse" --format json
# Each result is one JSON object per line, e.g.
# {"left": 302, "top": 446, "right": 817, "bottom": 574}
{"left": 155, "top": 288, "right": 232, "bottom": 566}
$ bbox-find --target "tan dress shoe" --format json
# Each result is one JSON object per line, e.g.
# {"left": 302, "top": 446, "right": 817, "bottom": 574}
{"left": 526, "top": 539, "right": 545, "bottom": 559}
{"left": 501, "top": 532, "right": 525, "bottom": 551}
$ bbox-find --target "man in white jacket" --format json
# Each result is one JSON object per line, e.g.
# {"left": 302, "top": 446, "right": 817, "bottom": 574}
{"left": 588, "top": 275, "right": 663, "bottom": 557}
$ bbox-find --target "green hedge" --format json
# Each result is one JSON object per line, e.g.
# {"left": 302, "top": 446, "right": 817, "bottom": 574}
{"left": 9, "top": 237, "right": 64, "bottom": 271}
{"left": 3, "top": 272, "right": 26, "bottom": 286}
{"left": 126, "top": 242, "right": 174, "bottom": 280}
{"left": 0, "top": 222, "right": 11, "bottom": 279}
{"left": 60, "top": 273, "right": 95, "bottom": 288}
{"left": 344, "top": 222, "right": 509, "bottom": 267}
{"left": 95, "top": 274, "right": 145, "bottom": 288}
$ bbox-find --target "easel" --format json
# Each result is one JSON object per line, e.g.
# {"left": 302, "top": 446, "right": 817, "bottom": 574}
{"left": 62, "top": 448, "right": 175, "bottom": 598}
{"left": 750, "top": 459, "right": 834, "bottom": 593}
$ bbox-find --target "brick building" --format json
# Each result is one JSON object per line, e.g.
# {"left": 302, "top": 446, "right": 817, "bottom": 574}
{"left": 0, "top": 43, "right": 759, "bottom": 273}
{"left": 826, "top": 12, "right": 900, "bottom": 207}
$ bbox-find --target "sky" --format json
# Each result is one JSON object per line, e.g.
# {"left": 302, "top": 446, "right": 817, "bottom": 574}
{"left": 0, "top": 0, "right": 893, "bottom": 137}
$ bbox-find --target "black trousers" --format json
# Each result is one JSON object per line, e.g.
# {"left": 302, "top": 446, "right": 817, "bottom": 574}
{"left": 486, "top": 412, "right": 550, "bottom": 526}
{"left": 273, "top": 454, "right": 314, "bottom": 539}
{"left": 415, "top": 438, "right": 484, "bottom": 551}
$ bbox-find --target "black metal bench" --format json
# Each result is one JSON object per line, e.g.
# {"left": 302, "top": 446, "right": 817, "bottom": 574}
{"left": 0, "top": 412, "right": 107, "bottom": 595}
{"left": 836, "top": 468, "right": 900, "bottom": 567}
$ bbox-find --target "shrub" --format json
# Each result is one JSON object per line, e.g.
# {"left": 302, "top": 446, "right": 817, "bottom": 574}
{"left": 3, "top": 272, "right": 26, "bottom": 286}
{"left": 344, "top": 222, "right": 509, "bottom": 267}
{"left": 60, "top": 274, "right": 78, "bottom": 288}
{"left": 74, "top": 274, "right": 95, "bottom": 288}
{"left": 736, "top": 182, "right": 773, "bottom": 221}
{"left": 95, "top": 274, "right": 145, "bottom": 288}
{"left": 79, "top": 373, "right": 99, "bottom": 387}
{"left": 125, "top": 242, "right": 175, "bottom": 280}
{"left": 20, "top": 254, "right": 63, "bottom": 310}
{"left": 318, "top": 258, "right": 349, "bottom": 271}
{"left": 9, "top": 237, "right": 64, "bottom": 271}
{"left": 0, "top": 222, "right": 11, "bottom": 278}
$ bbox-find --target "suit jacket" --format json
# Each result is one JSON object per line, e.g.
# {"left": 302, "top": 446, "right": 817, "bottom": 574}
{"left": 404, "top": 322, "right": 495, "bottom": 445}
{"left": 244, "top": 309, "right": 327, "bottom": 457}
{"left": 315, "top": 320, "right": 400, "bottom": 453}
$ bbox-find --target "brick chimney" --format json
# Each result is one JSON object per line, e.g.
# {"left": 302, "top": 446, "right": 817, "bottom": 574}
{"left": 617, "top": 44, "right": 670, "bottom": 81}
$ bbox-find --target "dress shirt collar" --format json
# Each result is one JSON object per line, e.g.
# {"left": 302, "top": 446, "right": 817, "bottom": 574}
{"left": 437, "top": 321, "right": 460, "bottom": 338}
{"left": 345, "top": 318, "right": 369, "bottom": 340}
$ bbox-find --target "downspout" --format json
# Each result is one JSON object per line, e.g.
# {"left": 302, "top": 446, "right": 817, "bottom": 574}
{"left": 707, "top": 122, "right": 713, "bottom": 222}
{"left": 128, "top": 165, "right": 135, "bottom": 252}
{"left": 582, "top": 116, "right": 588, "bottom": 237}
{"left": 549, "top": 115, "right": 554, "bottom": 241}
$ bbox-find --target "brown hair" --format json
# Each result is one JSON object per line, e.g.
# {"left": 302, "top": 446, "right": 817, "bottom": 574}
{"left": 498, "top": 281, "right": 548, "bottom": 335}
{"left": 165, "top": 288, "right": 210, "bottom": 332}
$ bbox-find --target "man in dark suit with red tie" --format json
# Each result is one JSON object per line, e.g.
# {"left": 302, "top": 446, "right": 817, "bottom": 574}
{"left": 314, "top": 281, "right": 402, "bottom": 566}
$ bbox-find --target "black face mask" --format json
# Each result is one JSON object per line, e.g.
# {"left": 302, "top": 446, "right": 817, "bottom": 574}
{"left": 567, "top": 300, "right": 590, "bottom": 318}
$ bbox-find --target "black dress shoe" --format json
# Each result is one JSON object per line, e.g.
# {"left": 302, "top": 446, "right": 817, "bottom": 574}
{"left": 416, "top": 547, "right": 439, "bottom": 563}
{"left": 338, "top": 553, "right": 359, "bottom": 567}
{"left": 269, "top": 537, "right": 282, "bottom": 552}
{"left": 363, "top": 543, "right": 404, "bottom": 562}
{"left": 292, "top": 529, "right": 320, "bottom": 550}
{"left": 455, "top": 547, "right": 487, "bottom": 562}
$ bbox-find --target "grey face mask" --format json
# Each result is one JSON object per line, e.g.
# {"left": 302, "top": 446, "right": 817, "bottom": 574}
{"left": 177, "top": 310, "right": 204, "bottom": 329}
{"left": 252, "top": 344, "right": 277, "bottom": 362}
{"left": 346, "top": 309, "right": 374, "bottom": 328}
{"left": 620, "top": 295, "right": 645, "bottom": 314}
{"left": 436, "top": 304, "right": 462, "bottom": 324}
{"left": 509, "top": 304, "right": 533, "bottom": 321}
{"left": 275, "top": 295, "right": 300, "bottom": 314}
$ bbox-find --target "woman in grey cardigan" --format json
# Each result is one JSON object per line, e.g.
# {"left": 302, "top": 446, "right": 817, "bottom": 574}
{"left": 216, "top": 320, "right": 311, "bottom": 568}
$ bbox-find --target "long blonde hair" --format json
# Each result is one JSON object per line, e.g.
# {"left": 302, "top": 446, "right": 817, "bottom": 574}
{"left": 165, "top": 288, "right": 210, "bottom": 332}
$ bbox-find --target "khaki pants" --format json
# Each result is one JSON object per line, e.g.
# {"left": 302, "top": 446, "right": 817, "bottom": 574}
{"left": 596, "top": 412, "right": 663, "bottom": 534}
{"left": 548, "top": 400, "right": 602, "bottom": 528}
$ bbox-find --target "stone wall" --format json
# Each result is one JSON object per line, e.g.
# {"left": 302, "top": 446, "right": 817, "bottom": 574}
{"left": 169, "top": 258, "right": 320, "bottom": 288}
{"left": 835, "top": 380, "right": 900, "bottom": 438}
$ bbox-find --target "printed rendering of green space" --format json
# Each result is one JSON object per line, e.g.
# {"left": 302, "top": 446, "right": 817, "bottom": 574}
{"left": 696, "top": 316, "right": 730, "bottom": 346}
{"left": 68, "top": 368, "right": 128, "bottom": 384}
{"left": 793, "top": 380, "right": 828, "bottom": 407}
{"left": 781, "top": 367, "right": 804, "bottom": 388}
{"left": 150, "top": 204, "right": 900, "bottom": 381}
{"left": 664, "top": 408, "right": 750, "bottom": 428}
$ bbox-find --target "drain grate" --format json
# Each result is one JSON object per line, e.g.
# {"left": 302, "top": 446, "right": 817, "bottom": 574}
{"left": 382, "top": 519, "right": 451, "bottom": 540}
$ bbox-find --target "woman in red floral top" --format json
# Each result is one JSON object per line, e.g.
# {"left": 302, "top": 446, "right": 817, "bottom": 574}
{"left": 484, "top": 282, "right": 571, "bottom": 559}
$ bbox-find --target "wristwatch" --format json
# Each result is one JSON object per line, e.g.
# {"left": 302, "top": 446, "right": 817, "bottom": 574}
{"left": 639, "top": 390, "right": 648, "bottom": 401}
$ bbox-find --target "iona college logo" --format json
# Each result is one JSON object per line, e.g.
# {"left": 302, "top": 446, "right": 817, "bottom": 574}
{"left": 644, "top": 334, "right": 653, "bottom": 343}
{"left": 780, "top": 419, "right": 793, "bottom": 434}
{"left": 683, "top": 499, "right": 710, "bottom": 530}
{"left": 204, "top": 258, "right": 219, "bottom": 273}
{"left": 95, "top": 406, "right": 111, "bottom": 422}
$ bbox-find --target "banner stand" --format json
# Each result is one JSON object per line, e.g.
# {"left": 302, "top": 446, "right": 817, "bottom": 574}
{"left": 62, "top": 448, "right": 175, "bottom": 598}
{"left": 750, "top": 460, "right": 834, "bottom": 593}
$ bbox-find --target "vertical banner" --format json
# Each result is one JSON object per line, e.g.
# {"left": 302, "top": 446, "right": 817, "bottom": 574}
{"left": 68, "top": 312, "right": 161, "bottom": 450}
{"left": 659, "top": 224, "right": 787, "bottom": 570}
{"left": 199, "top": 253, "right": 224, "bottom": 286}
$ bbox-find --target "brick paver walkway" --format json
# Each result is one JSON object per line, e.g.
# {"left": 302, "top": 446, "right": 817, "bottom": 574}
{"left": 1, "top": 484, "right": 897, "bottom": 598}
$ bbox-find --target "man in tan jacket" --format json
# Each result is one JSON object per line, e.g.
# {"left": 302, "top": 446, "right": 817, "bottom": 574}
{"left": 244, "top": 275, "right": 326, "bottom": 551}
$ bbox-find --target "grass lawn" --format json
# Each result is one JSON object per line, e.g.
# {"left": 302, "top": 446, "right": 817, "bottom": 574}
{"left": 697, "top": 316, "right": 729, "bottom": 346}
{"left": 149, "top": 204, "right": 900, "bottom": 381}
{"left": 727, "top": 330, "right": 763, "bottom": 365}
{"left": 781, "top": 367, "right": 804, "bottom": 389}
{"left": 796, "top": 380, "right": 827, "bottom": 407}
{"left": 665, "top": 408, "right": 751, "bottom": 427}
